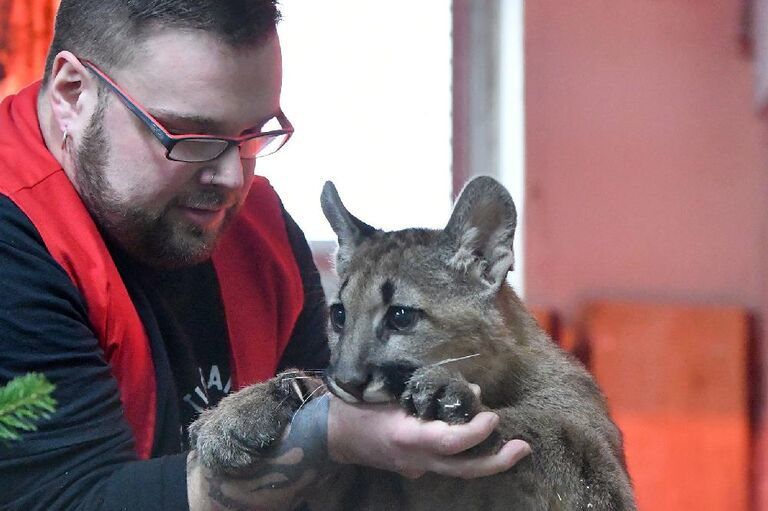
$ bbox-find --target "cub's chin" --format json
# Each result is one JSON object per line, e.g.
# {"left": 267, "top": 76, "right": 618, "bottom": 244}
{"left": 327, "top": 377, "right": 394, "bottom": 404}
{"left": 324, "top": 361, "right": 421, "bottom": 404}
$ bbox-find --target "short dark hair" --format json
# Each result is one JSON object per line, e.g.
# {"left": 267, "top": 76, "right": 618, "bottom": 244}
{"left": 43, "top": 0, "right": 281, "bottom": 85}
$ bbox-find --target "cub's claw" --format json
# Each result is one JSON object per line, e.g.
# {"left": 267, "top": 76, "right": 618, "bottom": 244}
{"left": 400, "top": 366, "right": 481, "bottom": 424}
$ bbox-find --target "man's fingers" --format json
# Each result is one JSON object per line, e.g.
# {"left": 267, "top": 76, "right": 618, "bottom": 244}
{"left": 497, "top": 439, "right": 533, "bottom": 466}
{"left": 426, "top": 412, "right": 500, "bottom": 456}
{"left": 427, "top": 439, "right": 533, "bottom": 479}
{"left": 330, "top": 397, "right": 531, "bottom": 481}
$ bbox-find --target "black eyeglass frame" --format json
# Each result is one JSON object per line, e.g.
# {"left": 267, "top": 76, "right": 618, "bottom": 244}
{"left": 81, "top": 59, "right": 294, "bottom": 163}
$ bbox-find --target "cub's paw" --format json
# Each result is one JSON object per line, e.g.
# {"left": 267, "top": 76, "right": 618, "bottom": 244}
{"left": 400, "top": 366, "right": 481, "bottom": 424}
{"left": 189, "top": 370, "right": 322, "bottom": 476}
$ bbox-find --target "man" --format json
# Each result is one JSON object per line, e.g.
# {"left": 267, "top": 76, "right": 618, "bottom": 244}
{"left": 0, "top": 1, "right": 531, "bottom": 510}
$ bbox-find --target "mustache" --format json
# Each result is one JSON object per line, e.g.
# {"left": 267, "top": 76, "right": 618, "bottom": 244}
{"left": 175, "top": 189, "right": 231, "bottom": 209}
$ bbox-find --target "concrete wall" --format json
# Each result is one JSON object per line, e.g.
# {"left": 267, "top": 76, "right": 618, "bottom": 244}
{"left": 524, "top": 1, "right": 768, "bottom": 507}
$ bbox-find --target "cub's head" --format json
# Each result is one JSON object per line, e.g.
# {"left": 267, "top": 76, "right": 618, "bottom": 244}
{"left": 320, "top": 176, "right": 519, "bottom": 404}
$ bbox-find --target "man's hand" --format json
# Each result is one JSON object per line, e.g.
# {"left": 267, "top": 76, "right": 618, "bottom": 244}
{"left": 327, "top": 394, "right": 532, "bottom": 479}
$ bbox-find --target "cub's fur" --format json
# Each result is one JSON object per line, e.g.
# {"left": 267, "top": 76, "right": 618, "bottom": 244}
{"left": 192, "top": 177, "right": 637, "bottom": 510}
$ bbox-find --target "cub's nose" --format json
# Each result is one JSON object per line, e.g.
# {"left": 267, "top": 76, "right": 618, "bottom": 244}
{"left": 329, "top": 374, "right": 370, "bottom": 403}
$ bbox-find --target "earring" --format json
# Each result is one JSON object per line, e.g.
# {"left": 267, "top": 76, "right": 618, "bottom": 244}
{"left": 61, "top": 129, "right": 68, "bottom": 150}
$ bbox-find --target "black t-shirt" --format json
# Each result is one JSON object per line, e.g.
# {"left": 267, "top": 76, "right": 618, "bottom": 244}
{"left": 112, "top": 250, "right": 236, "bottom": 453}
{"left": 0, "top": 195, "right": 330, "bottom": 510}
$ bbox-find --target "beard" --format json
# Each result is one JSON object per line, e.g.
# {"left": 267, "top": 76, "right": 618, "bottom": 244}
{"left": 72, "top": 97, "right": 240, "bottom": 268}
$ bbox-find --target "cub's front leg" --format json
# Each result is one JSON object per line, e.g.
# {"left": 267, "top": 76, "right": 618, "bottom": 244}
{"left": 189, "top": 370, "right": 322, "bottom": 477}
{"left": 399, "top": 365, "right": 504, "bottom": 455}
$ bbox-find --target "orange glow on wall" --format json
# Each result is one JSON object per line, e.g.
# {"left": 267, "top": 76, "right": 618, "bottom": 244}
{"left": 587, "top": 302, "right": 751, "bottom": 511}
{"left": 0, "top": 0, "right": 58, "bottom": 99}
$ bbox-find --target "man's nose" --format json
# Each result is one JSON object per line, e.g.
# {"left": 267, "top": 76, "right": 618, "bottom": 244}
{"left": 204, "top": 145, "right": 251, "bottom": 189}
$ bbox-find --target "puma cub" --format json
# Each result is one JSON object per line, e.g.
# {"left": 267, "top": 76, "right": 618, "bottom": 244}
{"left": 192, "top": 177, "right": 636, "bottom": 510}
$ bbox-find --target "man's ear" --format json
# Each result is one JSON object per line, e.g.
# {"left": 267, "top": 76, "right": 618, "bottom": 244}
{"left": 47, "top": 51, "right": 99, "bottom": 138}
{"left": 444, "top": 176, "right": 517, "bottom": 291}
{"left": 320, "top": 181, "right": 378, "bottom": 276}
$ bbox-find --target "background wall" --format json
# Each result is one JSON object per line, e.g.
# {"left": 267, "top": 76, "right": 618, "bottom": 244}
{"left": 0, "top": 0, "right": 57, "bottom": 98}
{"left": 524, "top": 0, "right": 768, "bottom": 508}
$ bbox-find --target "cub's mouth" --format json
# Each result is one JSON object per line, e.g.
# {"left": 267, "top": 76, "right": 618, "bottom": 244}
{"left": 324, "top": 361, "right": 419, "bottom": 404}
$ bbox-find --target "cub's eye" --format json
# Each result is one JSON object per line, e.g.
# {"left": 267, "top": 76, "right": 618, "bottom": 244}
{"left": 330, "top": 304, "right": 346, "bottom": 332}
{"left": 385, "top": 306, "right": 420, "bottom": 332}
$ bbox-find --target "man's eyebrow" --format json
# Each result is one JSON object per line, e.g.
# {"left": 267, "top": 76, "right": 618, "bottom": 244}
{"left": 148, "top": 108, "right": 281, "bottom": 135}
{"left": 148, "top": 109, "right": 225, "bottom": 133}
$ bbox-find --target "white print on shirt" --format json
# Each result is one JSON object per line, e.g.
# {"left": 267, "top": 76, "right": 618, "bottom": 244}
{"left": 183, "top": 365, "right": 232, "bottom": 413}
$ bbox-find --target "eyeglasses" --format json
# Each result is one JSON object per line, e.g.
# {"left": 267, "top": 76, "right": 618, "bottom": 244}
{"left": 82, "top": 60, "right": 293, "bottom": 163}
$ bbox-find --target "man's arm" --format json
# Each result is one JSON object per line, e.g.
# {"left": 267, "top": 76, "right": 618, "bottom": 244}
{"left": 0, "top": 196, "right": 188, "bottom": 510}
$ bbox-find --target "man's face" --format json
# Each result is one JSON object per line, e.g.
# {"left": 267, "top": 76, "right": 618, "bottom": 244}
{"left": 71, "top": 29, "right": 283, "bottom": 267}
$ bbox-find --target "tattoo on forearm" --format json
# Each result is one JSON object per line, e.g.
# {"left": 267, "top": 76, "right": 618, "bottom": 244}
{"left": 243, "top": 394, "right": 330, "bottom": 492}
{"left": 205, "top": 476, "right": 254, "bottom": 511}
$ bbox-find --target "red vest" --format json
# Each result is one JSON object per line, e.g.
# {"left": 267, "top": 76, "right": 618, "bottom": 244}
{"left": 0, "top": 83, "right": 305, "bottom": 459}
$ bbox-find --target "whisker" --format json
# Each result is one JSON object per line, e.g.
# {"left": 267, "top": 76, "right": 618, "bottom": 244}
{"left": 274, "top": 392, "right": 296, "bottom": 412}
{"left": 281, "top": 375, "right": 323, "bottom": 382}
{"left": 280, "top": 369, "right": 326, "bottom": 376}
{"left": 279, "top": 370, "right": 305, "bottom": 377}
{"left": 291, "top": 383, "right": 329, "bottom": 422}
{"left": 432, "top": 353, "right": 481, "bottom": 367}
{"left": 302, "top": 382, "right": 328, "bottom": 405}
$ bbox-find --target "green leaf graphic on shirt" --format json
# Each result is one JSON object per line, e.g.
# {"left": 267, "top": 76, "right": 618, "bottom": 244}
{"left": 0, "top": 373, "right": 57, "bottom": 441}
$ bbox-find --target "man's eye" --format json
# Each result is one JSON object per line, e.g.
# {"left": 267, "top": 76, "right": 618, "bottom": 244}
{"left": 329, "top": 304, "right": 346, "bottom": 332}
{"left": 385, "top": 306, "right": 421, "bottom": 332}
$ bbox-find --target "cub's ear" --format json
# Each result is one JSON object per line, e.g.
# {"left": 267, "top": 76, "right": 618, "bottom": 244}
{"left": 320, "top": 181, "right": 377, "bottom": 275}
{"left": 444, "top": 176, "right": 517, "bottom": 290}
